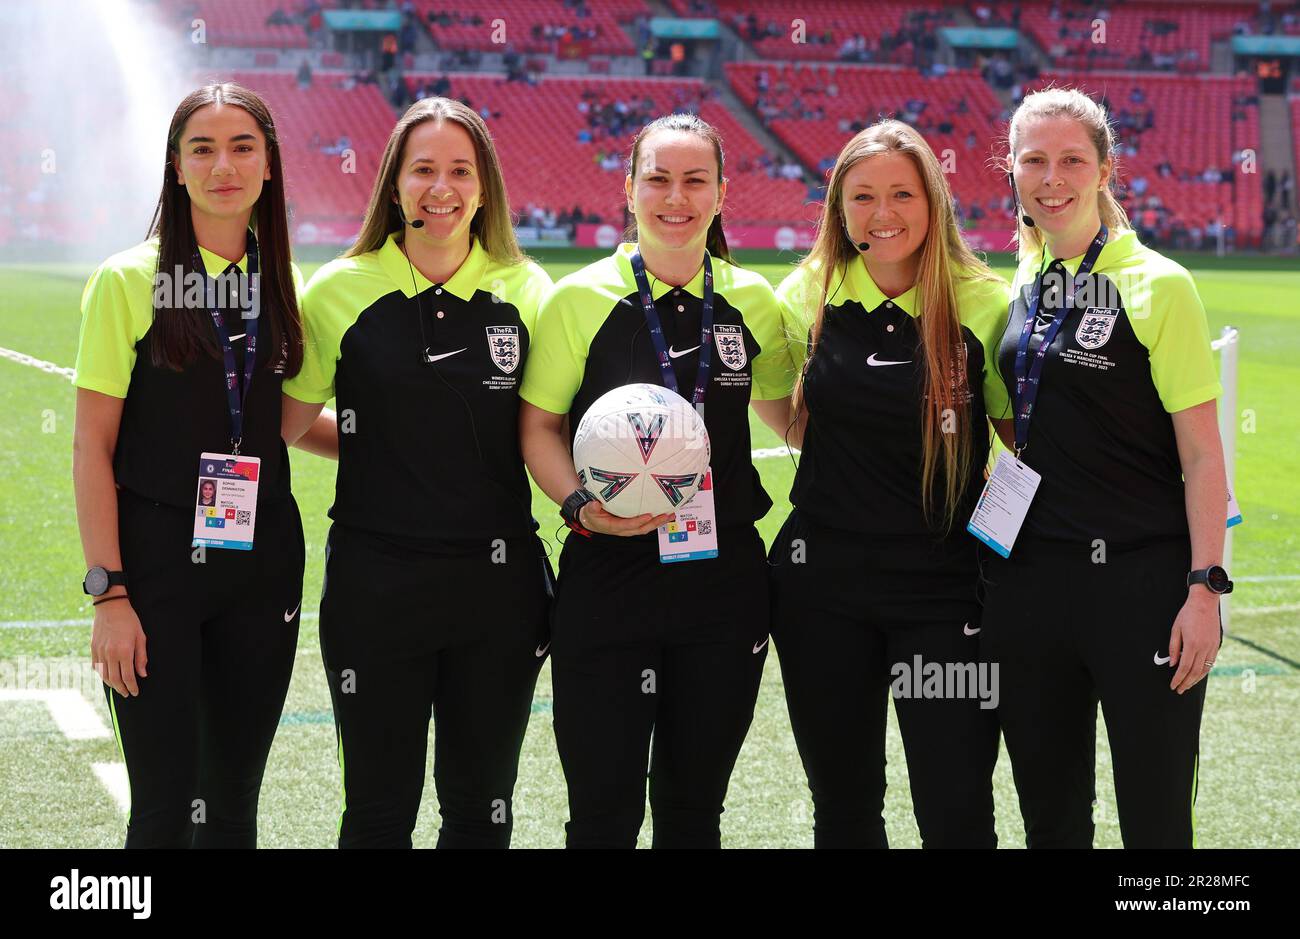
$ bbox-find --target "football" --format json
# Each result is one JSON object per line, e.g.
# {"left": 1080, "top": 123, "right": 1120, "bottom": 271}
{"left": 572, "top": 383, "right": 711, "bottom": 518}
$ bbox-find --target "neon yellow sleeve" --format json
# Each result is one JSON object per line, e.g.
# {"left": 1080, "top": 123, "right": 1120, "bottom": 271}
{"left": 519, "top": 280, "right": 592, "bottom": 415}
{"left": 1129, "top": 262, "right": 1222, "bottom": 413}
{"left": 73, "top": 244, "right": 155, "bottom": 398}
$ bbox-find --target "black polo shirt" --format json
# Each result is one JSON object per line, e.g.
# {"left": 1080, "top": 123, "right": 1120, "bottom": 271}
{"left": 284, "top": 234, "right": 552, "bottom": 544}
{"left": 520, "top": 242, "right": 795, "bottom": 533}
{"left": 74, "top": 238, "right": 301, "bottom": 509}
{"left": 778, "top": 257, "right": 1011, "bottom": 536}
{"left": 997, "top": 228, "right": 1221, "bottom": 549}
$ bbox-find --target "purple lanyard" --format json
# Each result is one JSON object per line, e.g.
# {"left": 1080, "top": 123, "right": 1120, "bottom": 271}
{"left": 630, "top": 248, "right": 714, "bottom": 419}
{"left": 192, "top": 231, "right": 259, "bottom": 454}
{"left": 1012, "top": 225, "right": 1107, "bottom": 455}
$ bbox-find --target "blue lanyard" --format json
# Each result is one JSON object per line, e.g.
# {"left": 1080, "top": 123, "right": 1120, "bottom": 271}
{"left": 193, "top": 230, "right": 260, "bottom": 454}
{"left": 630, "top": 248, "right": 714, "bottom": 418}
{"left": 1012, "top": 225, "right": 1107, "bottom": 455}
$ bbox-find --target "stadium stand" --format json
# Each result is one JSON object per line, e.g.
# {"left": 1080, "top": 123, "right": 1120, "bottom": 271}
{"left": 692, "top": 0, "right": 951, "bottom": 64}
{"left": 1012, "top": 1, "right": 1246, "bottom": 72}
{"left": 411, "top": 0, "right": 648, "bottom": 57}
{"left": 1028, "top": 72, "right": 1265, "bottom": 245}
{"left": 157, "top": 0, "right": 327, "bottom": 49}
{"left": 728, "top": 63, "right": 1014, "bottom": 225}
{"left": 226, "top": 71, "right": 397, "bottom": 228}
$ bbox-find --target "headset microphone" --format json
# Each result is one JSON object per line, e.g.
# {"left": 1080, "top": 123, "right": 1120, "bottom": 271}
{"left": 844, "top": 222, "right": 870, "bottom": 252}
{"left": 1007, "top": 172, "right": 1035, "bottom": 228}
{"left": 395, "top": 196, "right": 425, "bottom": 229}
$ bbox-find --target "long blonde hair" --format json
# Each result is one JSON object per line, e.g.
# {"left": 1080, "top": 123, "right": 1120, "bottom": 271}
{"left": 794, "top": 120, "right": 1002, "bottom": 531}
{"left": 1007, "top": 87, "right": 1132, "bottom": 259}
{"left": 348, "top": 97, "right": 523, "bottom": 263}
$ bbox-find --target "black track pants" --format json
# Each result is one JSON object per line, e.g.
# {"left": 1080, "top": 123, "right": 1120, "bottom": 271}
{"left": 108, "top": 488, "right": 303, "bottom": 849}
{"left": 319, "top": 524, "right": 551, "bottom": 848}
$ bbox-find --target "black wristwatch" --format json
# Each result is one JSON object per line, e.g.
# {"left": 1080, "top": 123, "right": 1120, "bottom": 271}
{"left": 83, "top": 566, "right": 128, "bottom": 597}
{"left": 560, "top": 488, "right": 598, "bottom": 536}
{"left": 1187, "top": 565, "right": 1233, "bottom": 595}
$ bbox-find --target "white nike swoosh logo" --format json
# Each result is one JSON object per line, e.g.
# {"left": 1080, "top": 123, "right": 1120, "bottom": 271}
{"left": 284, "top": 603, "right": 300, "bottom": 622}
{"left": 534, "top": 641, "right": 551, "bottom": 658}
{"left": 867, "top": 353, "right": 911, "bottom": 367}
{"left": 668, "top": 345, "right": 700, "bottom": 358}
{"left": 753, "top": 637, "right": 769, "bottom": 654}
{"left": 963, "top": 623, "right": 981, "bottom": 636}
{"left": 228, "top": 333, "right": 246, "bottom": 341}
{"left": 1154, "top": 652, "right": 1172, "bottom": 665}
{"left": 425, "top": 347, "right": 468, "bottom": 362}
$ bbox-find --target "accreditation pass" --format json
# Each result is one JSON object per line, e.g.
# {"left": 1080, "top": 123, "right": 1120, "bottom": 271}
{"left": 658, "top": 469, "right": 719, "bottom": 563}
{"left": 193, "top": 452, "right": 260, "bottom": 551}
{"left": 967, "top": 452, "right": 1041, "bottom": 558}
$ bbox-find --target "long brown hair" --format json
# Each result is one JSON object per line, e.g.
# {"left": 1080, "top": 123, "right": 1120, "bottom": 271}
{"left": 623, "top": 113, "right": 733, "bottom": 264}
{"left": 148, "top": 83, "right": 302, "bottom": 376}
{"left": 348, "top": 97, "right": 523, "bottom": 263}
{"left": 1007, "top": 86, "right": 1132, "bottom": 260}
{"left": 793, "top": 120, "right": 1002, "bottom": 531}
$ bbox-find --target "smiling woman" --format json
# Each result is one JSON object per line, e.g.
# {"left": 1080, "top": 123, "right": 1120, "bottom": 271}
{"left": 279, "top": 96, "right": 556, "bottom": 849}
{"left": 983, "top": 87, "right": 1229, "bottom": 849}
{"left": 70, "top": 83, "right": 307, "bottom": 849}
{"left": 518, "top": 113, "right": 796, "bottom": 848}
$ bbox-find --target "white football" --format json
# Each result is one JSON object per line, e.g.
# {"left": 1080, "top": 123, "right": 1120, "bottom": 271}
{"left": 572, "top": 383, "right": 711, "bottom": 518}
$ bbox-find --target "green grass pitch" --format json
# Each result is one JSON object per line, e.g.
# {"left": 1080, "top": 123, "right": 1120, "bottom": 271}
{"left": 0, "top": 250, "right": 1296, "bottom": 848}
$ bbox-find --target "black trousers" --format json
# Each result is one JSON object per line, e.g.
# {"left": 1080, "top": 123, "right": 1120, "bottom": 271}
{"left": 769, "top": 509, "right": 999, "bottom": 848}
{"left": 981, "top": 537, "right": 1215, "bottom": 848}
{"left": 319, "top": 524, "right": 551, "bottom": 848}
{"left": 550, "top": 525, "right": 770, "bottom": 849}
{"left": 108, "top": 488, "right": 303, "bottom": 849}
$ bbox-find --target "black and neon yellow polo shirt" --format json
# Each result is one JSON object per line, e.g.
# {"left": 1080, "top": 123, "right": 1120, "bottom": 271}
{"left": 998, "top": 228, "right": 1222, "bottom": 549}
{"left": 74, "top": 238, "right": 302, "bottom": 509}
{"left": 283, "top": 234, "right": 552, "bottom": 543}
{"left": 521, "top": 242, "right": 795, "bottom": 530}
{"left": 778, "top": 258, "right": 1011, "bottom": 535}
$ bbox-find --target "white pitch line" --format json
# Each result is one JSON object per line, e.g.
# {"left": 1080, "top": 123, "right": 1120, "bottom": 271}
{"left": 0, "top": 689, "right": 110, "bottom": 739}
{"left": 92, "top": 762, "right": 130, "bottom": 814}
{"left": 752, "top": 446, "right": 799, "bottom": 459}
{"left": 0, "top": 346, "right": 75, "bottom": 380}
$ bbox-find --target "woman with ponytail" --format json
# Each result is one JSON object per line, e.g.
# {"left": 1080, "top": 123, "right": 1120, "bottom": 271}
{"left": 983, "top": 88, "right": 1227, "bottom": 848}
{"left": 519, "top": 113, "right": 795, "bottom": 848}
{"left": 765, "top": 119, "right": 1010, "bottom": 848}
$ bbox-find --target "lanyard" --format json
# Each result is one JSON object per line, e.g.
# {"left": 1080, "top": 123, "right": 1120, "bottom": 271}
{"left": 1012, "top": 225, "right": 1107, "bottom": 455}
{"left": 193, "top": 230, "right": 260, "bottom": 454}
{"left": 630, "top": 248, "right": 714, "bottom": 418}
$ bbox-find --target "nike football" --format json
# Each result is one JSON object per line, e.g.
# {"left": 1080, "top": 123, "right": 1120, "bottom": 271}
{"left": 572, "top": 383, "right": 711, "bottom": 518}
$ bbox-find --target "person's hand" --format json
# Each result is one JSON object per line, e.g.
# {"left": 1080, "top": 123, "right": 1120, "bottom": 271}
{"left": 1167, "top": 590, "right": 1221, "bottom": 694}
{"left": 90, "top": 596, "right": 148, "bottom": 698}
{"left": 579, "top": 501, "right": 674, "bottom": 537}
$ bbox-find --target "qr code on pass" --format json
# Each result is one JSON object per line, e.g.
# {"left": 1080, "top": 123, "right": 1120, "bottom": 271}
{"left": 697, "top": 519, "right": 712, "bottom": 536}
{"left": 235, "top": 510, "right": 251, "bottom": 526}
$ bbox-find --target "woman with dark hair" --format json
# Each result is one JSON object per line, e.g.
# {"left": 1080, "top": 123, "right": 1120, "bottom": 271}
{"left": 280, "top": 97, "right": 554, "bottom": 849}
{"left": 519, "top": 113, "right": 795, "bottom": 848}
{"left": 73, "top": 83, "right": 306, "bottom": 848}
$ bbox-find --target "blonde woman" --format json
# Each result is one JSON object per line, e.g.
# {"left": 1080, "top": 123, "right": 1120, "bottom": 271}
{"left": 982, "top": 88, "right": 1227, "bottom": 848}
{"left": 766, "top": 120, "right": 1011, "bottom": 848}
{"left": 281, "top": 98, "right": 555, "bottom": 848}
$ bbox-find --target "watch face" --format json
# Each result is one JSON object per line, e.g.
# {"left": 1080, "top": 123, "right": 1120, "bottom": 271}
{"left": 1207, "top": 566, "right": 1230, "bottom": 592}
{"left": 84, "top": 567, "right": 108, "bottom": 596}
